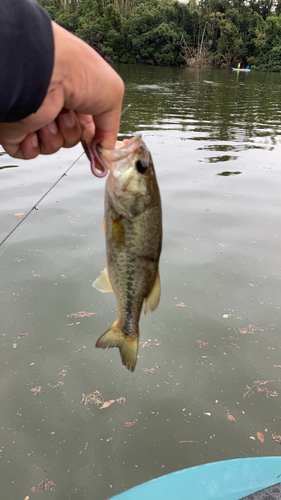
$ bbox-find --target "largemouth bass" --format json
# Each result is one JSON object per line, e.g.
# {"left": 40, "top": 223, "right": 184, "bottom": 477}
{"left": 93, "top": 133, "right": 162, "bottom": 372}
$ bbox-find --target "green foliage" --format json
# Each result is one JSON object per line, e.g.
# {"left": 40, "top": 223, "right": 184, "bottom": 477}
{"left": 35, "top": 0, "right": 281, "bottom": 71}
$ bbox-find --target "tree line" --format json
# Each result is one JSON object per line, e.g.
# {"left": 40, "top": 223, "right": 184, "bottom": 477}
{"left": 36, "top": 0, "right": 281, "bottom": 71}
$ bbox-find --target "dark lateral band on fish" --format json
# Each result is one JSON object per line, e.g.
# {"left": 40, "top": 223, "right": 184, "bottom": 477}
{"left": 92, "top": 133, "right": 162, "bottom": 372}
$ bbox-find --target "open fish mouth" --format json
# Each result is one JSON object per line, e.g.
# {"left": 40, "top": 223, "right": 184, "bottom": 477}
{"left": 98, "top": 133, "right": 142, "bottom": 173}
{"left": 83, "top": 133, "right": 143, "bottom": 178}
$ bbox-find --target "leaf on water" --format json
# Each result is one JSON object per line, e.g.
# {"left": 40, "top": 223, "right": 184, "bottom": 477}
{"left": 219, "top": 243, "right": 225, "bottom": 247}
{"left": 227, "top": 414, "right": 236, "bottom": 421}
{"left": 67, "top": 311, "right": 96, "bottom": 318}
{"left": 222, "top": 314, "right": 229, "bottom": 318}
{"left": 238, "top": 324, "right": 263, "bottom": 334}
{"left": 197, "top": 340, "right": 209, "bottom": 348}
{"left": 272, "top": 432, "right": 281, "bottom": 444}
{"left": 31, "top": 487, "right": 36, "bottom": 493}
{"left": 13, "top": 343, "right": 17, "bottom": 348}
{"left": 116, "top": 397, "right": 126, "bottom": 404}
{"left": 249, "top": 436, "right": 256, "bottom": 440}
{"left": 204, "top": 412, "right": 211, "bottom": 416}
{"left": 38, "top": 476, "right": 55, "bottom": 491}
{"left": 274, "top": 365, "right": 281, "bottom": 369}
{"left": 100, "top": 400, "right": 115, "bottom": 409}
{"left": 31, "top": 386, "right": 41, "bottom": 395}
{"left": 81, "top": 390, "right": 104, "bottom": 407}
{"left": 176, "top": 303, "right": 187, "bottom": 307}
{"left": 124, "top": 422, "right": 133, "bottom": 427}
{"left": 143, "top": 365, "right": 160, "bottom": 374}
{"left": 14, "top": 212, "right": 25, "bottom": 216}
{"left": 257, "top": 431, "right": 264, "bottom": 443}
{"left": 15, "top": 331, "right": 31, "bottom": 339}
{"left": 139, "top": 339, "right": 161, "bottom": 350}
{"left": 257, "top": 386, "right": 278, "bottom": 397}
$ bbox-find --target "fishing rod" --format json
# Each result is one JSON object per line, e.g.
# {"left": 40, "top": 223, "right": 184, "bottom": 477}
{"left": 0, "top": 104, "right": 131, "bottom": 249}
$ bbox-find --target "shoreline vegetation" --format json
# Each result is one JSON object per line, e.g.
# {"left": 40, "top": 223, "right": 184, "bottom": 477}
{"left": 37, "top": 0, "right": 281, "bottom": 71}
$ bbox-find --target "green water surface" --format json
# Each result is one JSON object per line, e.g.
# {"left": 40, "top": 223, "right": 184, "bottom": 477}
{"left": 1, "top": 66, "right": 281, "bottom": 499}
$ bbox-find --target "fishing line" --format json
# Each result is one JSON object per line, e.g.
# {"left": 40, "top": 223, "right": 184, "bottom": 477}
{"left": 0, "top": 104, "right": 132, "bottom": 250}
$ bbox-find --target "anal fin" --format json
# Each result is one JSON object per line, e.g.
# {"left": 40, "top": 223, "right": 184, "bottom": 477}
{"left": 92, "top": 268, "right": 113, "bottom": 293}
{"left": 143, "top": 270, "right": 161, "bottom": 315}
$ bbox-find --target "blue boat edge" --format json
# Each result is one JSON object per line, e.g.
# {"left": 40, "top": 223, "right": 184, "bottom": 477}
{"left": 109, "top": 457, "right": 281, "bottom": 500}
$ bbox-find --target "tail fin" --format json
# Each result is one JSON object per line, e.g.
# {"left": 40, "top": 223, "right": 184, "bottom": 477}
{"left": 95, "top": 320, "right": 139, "bottom": 372}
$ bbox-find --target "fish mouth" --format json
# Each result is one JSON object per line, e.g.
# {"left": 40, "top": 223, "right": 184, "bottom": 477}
{"left": 98, "top": 133, "right": 142, "bottom": 173}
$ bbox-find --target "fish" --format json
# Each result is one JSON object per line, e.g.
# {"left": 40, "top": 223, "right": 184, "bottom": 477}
{"left": 93, "top": 133, "right": 162, "bottom": 372}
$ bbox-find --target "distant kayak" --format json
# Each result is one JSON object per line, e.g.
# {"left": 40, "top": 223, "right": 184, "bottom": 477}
{"left": 232, "top": 68, "right": 251, "bottom": 72}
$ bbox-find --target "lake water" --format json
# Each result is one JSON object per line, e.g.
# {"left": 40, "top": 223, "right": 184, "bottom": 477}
{"left": 1, "top": 66, "right": 281, "bottom": 499}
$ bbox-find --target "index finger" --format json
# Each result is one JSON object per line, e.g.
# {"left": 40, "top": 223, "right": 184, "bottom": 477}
{"left": 93, "top": 104, "right": 123, "bottom": 150}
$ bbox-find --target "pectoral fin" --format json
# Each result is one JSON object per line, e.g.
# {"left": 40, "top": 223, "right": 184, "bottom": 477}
{"left": 92, "top": 268, "right": 113, "bottom": 293}
{"left": 143, "top": 271, "right": 161, "bottom": 315}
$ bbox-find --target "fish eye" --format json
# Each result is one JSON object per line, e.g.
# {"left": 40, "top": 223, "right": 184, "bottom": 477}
{"left": 136, "top": 160, "right": 148, "bottom": 174}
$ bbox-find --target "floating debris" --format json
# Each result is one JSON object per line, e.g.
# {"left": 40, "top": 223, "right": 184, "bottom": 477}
{"left": 139, "top": 339, "right": 161, "bottom": 350}
{"left": 239, "top": 325, "right": 263, "bottom": 334}
{"left": 30, "top": 386, "right": 41, "bottom": 395}
{"left": 100, "top": 400, "right": 115, "bottom": 409}
{"left": 244, "top": 379, "right": 280, "bottom": 398}
{"left": 143, "top": 364, "right": 160, "bottom": 374}
{"left": 81, "top": 391, "right": 104, "bottom": 407}
{"left": 257, "top": 386, "right": 278, "bottom": 397}
{"left": 115, "top": 397, "right": 126, "bottom": 404}
{"left": 67, "top": 311, "right": 96, "bottom": 318}
{"left": 227, "top": 414, "right": 236, "bottom": 421}
{"left": 38, "top": 476, "right": 55, "bottom": 490}
{"left": 197, "top": 340, "right": 209, "bottom": 348}
{"left": 272, "top": 432, "right": 281, "bottom": 444}
{"left": 217, "top": 171, "right": 242, "bottom": 176}
{"left": 15, "top": 331, "right": 31, "bottom": 339}
{"left": 257, "top": 431, "right": 265, "bottom": 443}
{"left": 82, "top": 391, "right": 126, "bottom": 408}
{"left": 52, "top": 381, "right": 64, "bottom": 389}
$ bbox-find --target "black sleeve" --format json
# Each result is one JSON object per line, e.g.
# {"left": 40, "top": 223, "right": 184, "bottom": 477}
{"left": 0, "top": 0, "right": 54, "bottom": 122}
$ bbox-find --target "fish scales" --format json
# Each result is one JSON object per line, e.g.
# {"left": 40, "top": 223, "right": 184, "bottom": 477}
{"left": 93, "top": 134, "right": 162, "bottom": 372}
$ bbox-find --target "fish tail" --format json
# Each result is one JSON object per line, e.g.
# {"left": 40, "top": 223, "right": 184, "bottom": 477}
{"left": 95, "top": 320, "right": 139, "bottom": 372}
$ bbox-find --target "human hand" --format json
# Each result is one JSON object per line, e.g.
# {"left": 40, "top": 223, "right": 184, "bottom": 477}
{"left": 0, "top": 22, "right": 124, "bottom": 159}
